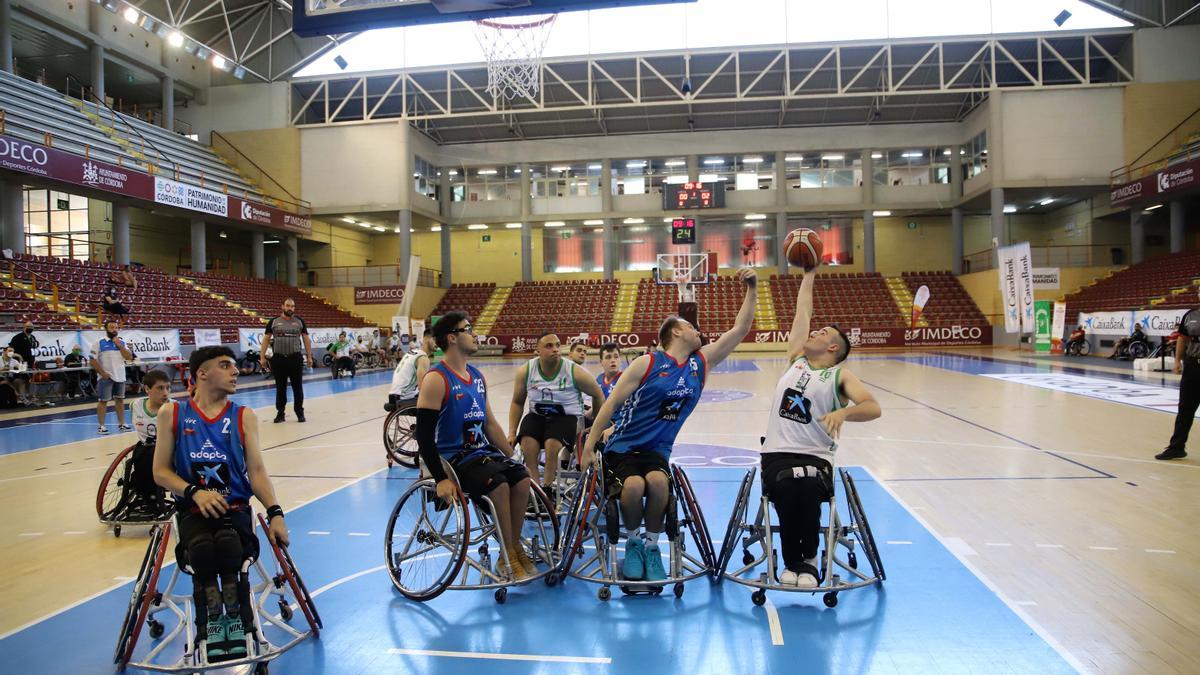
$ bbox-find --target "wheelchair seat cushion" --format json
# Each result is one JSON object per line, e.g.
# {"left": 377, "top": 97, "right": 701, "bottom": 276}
{"left": 453, "top": 453, "right": 529, "bottom": 499}
{"left": 175, "top": 510, "right": 260, "bottom": 575}
{"left": 760, "top": 452, "right": 834, "bottom": 499}
{"left": 603, "top": 451, "right": 670, "bottom": 498}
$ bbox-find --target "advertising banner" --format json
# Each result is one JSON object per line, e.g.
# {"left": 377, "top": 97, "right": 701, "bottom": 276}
{"left": 193, "top": 328, "right": 223, "bottom": 347}
{"left": 0, "top": 330, "right": 84, "bottom": 362}
{"left": 82, "top": 329, "right": 180, "bottom": 360}
{"left": 1132, "top": 308, "right": 1190, "bottom": 337}
{"left": 1077, "top": 311, "right": 1135, "bottom": 336}
{"left": 1110, "top": 156, "right": 1199, "bottom": 207}
{"left": 997, "top": 242, "right": 1035, "bottom": 333}
{"left": 354, "top": 286, "right": 406, "bottom": 305}
{"left": 1034, "top": 300, "right": 1052, "bottom": 353}
{"left": 1051, "top": 302, "right": 1067, "bottom": 355}
{"left": 153, "top": 177, "right": 228, "bottom": 217}
{"left": 911, "top": 285, "right": 930, "bottom": 328}
{"left": 1032, "top": 268, "right": 1060, "bottom": 290}
{"left": 411, "top": 319, "right": 426, "bottom": 345}
{"left": 238, "top": 327, "right": 267, "bottom": 353}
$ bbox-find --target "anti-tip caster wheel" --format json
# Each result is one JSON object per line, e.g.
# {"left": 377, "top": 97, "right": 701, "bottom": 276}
{"left": 544, "top": 572, "right": 559, "bottom": 587}
{"left": 742, "top": 551, "right": 753, "bottom": 566}
{"left": 254, "top": 662, "right": 269, "bottom": 674}
{"left": 278, "top": 599, "right": 293, "bottom": 621}
{"left": 114, "top": 525, "right": 122, "bottom": 538}
{"left": 598, "top": 587, "right": 611, "bottom": 601}
{"left": 494, "top": 588, "right": 508, "bottom": 604}
{"left": 823, "top": 592, "right": 838, "bottom": 608}
{"left": 148, "top": 620, "right": 165, "bottom": 639}
{"left": 848, "top": 552, "right": 858, "bottom": 569}
{"left": 751, "top": 590, "right": 766, "bottom": 606}
{"left": 673, "top": 583, "right": 685, "bottom": 598}
{"left": 651, "top": 586, "right": 663, "bottom": 596}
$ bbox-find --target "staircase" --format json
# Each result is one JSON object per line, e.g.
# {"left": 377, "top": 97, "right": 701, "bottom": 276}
{"left": 885, "top": 277, "right": 925, "bottom": 327}
{"left": 474, "top": 286, "right": 511, "bottom": 335}
{"left": 0, "top": 273, "right": 98, "bottom": 328}
{"left": 755, "top": 279, "right": 779, "bottom": 330}
{"left": 178, "top": 278, "right": 262, "bottom": 321}
{"left": 66, "top": 99, "right": 154, "bottom": 171}
{"left": 296, "top": 288, "right": 373, "bottom": 325}
{"left": 610, "top": 281, "right": 638, "bottom": 332}
{"left": 1151, "top": 280, "right": 1200, "bottom": 307}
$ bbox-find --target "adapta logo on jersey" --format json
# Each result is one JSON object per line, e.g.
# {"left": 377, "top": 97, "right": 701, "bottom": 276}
{"left": 190, "top": 439, "right": 229, "bottom": 462}
{"left": 464, "top": 399, "right": 485, "bottom": 421}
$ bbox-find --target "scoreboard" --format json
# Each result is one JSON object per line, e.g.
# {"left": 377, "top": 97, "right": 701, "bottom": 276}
{"left": 663, "top": 181, "right": 725, "bottom": 210}
{"left": 671, "top": 217, "right": 696, "bottom": 245}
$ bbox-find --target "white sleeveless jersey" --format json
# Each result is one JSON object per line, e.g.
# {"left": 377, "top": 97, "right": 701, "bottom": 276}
{"left": 130, "top": 398, "right": 159, "bottom": 445}
{"left": 524, "top": 357, "right": 583, "bottom": 417}
{"left": 760, "top": 357, "right": 843, "bottom": 465}
{"left": 389, "top": 350, "right": 425, "bottom": 399}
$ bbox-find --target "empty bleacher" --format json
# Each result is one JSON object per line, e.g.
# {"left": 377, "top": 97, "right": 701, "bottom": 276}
{"left": 433, "top": 283, "right": 496, "bottom": 319}
{"left": 633, "top": 276, "right": 764, "bottom": 333}
{"left": 490, "top": 279, "right": 618, "bottom": 336}
{"left": 1062, "top": 250, "right": 1200, "bottom": 323}
{"left": 900, "top": 271, "right": 988, "bottom": 325}
{"left": 184, "top": 272, "right": 369, "bottom": 327}
{"left": 772, "top": 272, "right": 905, "bottom": 328}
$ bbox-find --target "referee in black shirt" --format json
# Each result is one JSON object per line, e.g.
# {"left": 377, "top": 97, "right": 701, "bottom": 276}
{"left": 261, "top": 298, "right": 314, "bottom": 423}
{"left": 1157, "top": 287, "right": 1200, "bottom": 461}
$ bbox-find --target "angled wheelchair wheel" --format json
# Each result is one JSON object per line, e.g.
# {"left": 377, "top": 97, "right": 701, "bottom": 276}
{"left": 1129, "top": 340, "right": 1150, "bottom": 360}
{"left": 385, "top": 479, "right": 470, "bottom": 601}
{"left": 672, "top": 465, "right": 716, "bottom": 570}
{"left": 113, "top": 522, "right": 171, "bottom": 666}
{"left": 715, "top": 468, "right": 756, "bottom": 577}
{"left": 382, "top": 406, "right": 419, "bottom": 469}
{"left": 558, "top": 467, "right": 599, "bottom": 577}
{"left": 97, "top": 445, "right": 136, "bottom": 520}
{"left": 524, "top": 483, "right": 562, "bottom": 564}
{"left": 840, "top": 469, "right": 885, "bottom": 582}
{"left": 259, "top": 514, "right": 323, "bottom": 635}
{"left": 322, "top": 353, "right": 333, "bottom": 367}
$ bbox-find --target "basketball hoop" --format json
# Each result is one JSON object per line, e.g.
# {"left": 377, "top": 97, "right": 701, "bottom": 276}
{"left": 474, "top": 14, "right": 556, "bottom": 101}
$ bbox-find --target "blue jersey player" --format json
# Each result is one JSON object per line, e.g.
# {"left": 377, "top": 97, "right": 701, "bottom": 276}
{"left": 415, "top": 311, "right": 538, "bottom": 581}
{"left": 583, "top": 267, "right": 758, "bottom": 583}
{"left": 153, "top": 346, "right": 289, "bottom": 661}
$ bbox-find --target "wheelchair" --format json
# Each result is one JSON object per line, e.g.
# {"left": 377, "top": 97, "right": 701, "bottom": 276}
{"left": 715, "top": 466, "right": 885, "bottom": 608}
{"left": 1065, "top": 338, "right": 1090, "bottom": 356}
{"left": 96, "top": 443, "right": 174, "bottom": 538}
{"left": 113, "top": 514, "right": 322, "bottom": 673}
{"left": 558, "top": 454, "right": 716, "bottom": 600}
{"left": 382, "top": 400, "right": 419, "bottom": 469}
{"left": 384, "top": 458, "right": 562, "bottom": 604}
{"left": 1113, "top": 336, "right": 1152, "bottom": 360}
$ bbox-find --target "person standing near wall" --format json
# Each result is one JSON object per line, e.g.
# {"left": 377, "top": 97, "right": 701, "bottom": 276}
{"left": 260, "top": 298, "right": 314, "bottom": 424}
{"left": 1156, "top": 287, "right": 1200, "bottom": 461}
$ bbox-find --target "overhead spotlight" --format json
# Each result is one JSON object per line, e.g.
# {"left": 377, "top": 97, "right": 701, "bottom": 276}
{"left": 218, "top": 231, "right": 228, "bottom": 239}
{"left": 1054, "top": 9, "right": 1072, "bottom": 27}
{"left": 195, "top": 47, "right": 210, "bottom": 61}
{"left": 167, "top": 31, "right": 184, "bottom": 48}
{"left": 232, "top": 66, "right": 246, "bottom": 80}
{"left": 334, "top": 55, "right": 349, "bottom": 70}
{"left": 212, "top": 54, "right": 230, "bottom": 71}
{"left": 139, "top": 15, "right": 156, "bottom": 32}
{"left": 431, "top": 225, "right": 442, "bottom": 232}
{"left": 122, "top": 6, "right": 139, "bottom": 23}
{"left": 680, "top": 77, "right": 692, "bottom": 95}
{"left": 1003, "top": 205, "right": 1017, "bottom": 214}
{"left": 102, "top": 1, "right": 118, "bottom": 13}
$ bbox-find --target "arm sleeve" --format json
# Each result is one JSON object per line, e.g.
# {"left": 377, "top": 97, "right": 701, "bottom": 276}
{"left": 264, "top": 318, "right": 274, "bottom": 335}
{"left": 299, "top": 317, "right": 308, "bottom": 334}
{"left": 415, "top": 408, "right": 448, "bottom": 482}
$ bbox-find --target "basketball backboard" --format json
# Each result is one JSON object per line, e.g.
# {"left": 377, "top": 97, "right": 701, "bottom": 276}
{"left": 295, "top": 0, "right": 696, "bottom": 38}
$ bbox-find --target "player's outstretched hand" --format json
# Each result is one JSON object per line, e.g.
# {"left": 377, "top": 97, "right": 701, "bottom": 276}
{"left": 736, "top": 267, "right": 758, "bottom": 288}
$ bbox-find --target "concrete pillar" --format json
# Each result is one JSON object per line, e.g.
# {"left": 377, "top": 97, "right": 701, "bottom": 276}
{"left": 520, "top": 163, "right": 531, "bottom": 220}
{"left": 862, "top": 210, "right": 876, "bottom": 274}
{"left": 440, "top": 223, "right": 452, "bottom": 288}
{"left": 0, "top": 0, "right": 14, "bottom": 74}
{"left": 252, "top": 231, "right": 265, "bottom": 279}
{"left": 90, "top": 42, "right": 105, "bottom": 103}
{"left": 600, "top": 159, "right": 613, "bottom": 213}
{"left": 861, "top": 149, "right": 874, "bottom": 206}
{"left": 189, "top": 217, "right": 206, "bottom": 273}
{"left": 1130, "top": 209, "right": 1145, "bottom": 265}
{"left": 285, "top": 236, "right": 298, "bottom": 287}
{"left": 775, "top": 211, "right": 790, "bottom": 275}
{"left": 1170, "top": 201, "right": 1185, "bottom": 253}
{"left": 950, "top": 144, "right": 964, "bottom": 200}
{"left": 396, "top": 122, "right": 412, "bottom": 212}
{"left": 438, "top": 170, "right": 452, "bottom": 220}
{"left": 774, "top": 151, "right": 787, "bottom": 204}
{"left": 1, "top": 179, "right": 23, "bottom": 254}
{"left": 397, "top": 209, "right": 413, "bottom": 282}
{"left": 987, "top": 89, "right": 1003, "bottom": 183}
{"left": 687, "top": 155, "right": 699, "bottom": 183}
{"left": 520, "top": 221, "right": 532, "bottom": 283}
{"left": 951, "top": 207, "right": 964, "bottom": 275}
{"left": 160, "top": 75, "right": 174, "bottom": 131}
{"left": 603, "top": 220, "right": 615, "bottom": 280}
{"left": 112, "top": 203, "right": 130, "bottom": 265}
{"left": 990, "top": 187, "right": 1006, "bottom": 249}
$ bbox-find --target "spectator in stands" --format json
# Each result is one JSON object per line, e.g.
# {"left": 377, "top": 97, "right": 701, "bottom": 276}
{"left": 261, "top": 298, "right": 313, "bottom": 424}
{"left": 90, "top": 320, "right": 134, "bottom": 434}
{"left": 61, "top": 345, "right": 86, "bottom": 399}
{"left": 1, "top": 346, "right": 31, "bottom": 404}
{"left": 8, "top": 321, "right": 46, "bottom": 406}
{"left": 1108, "top": 324, "right": 1147, "bottom": 359}
{"left": 330, "top": 332, "right": 356, "bottom": 379}
{"left": 373, "top": 329, "right": 390, "bottom": 366}
{"left": 102, "top": 267, "right": 137, "bottom": 322}
{"left": 1156, "top": 289, "right": 1200, "bottom": 461}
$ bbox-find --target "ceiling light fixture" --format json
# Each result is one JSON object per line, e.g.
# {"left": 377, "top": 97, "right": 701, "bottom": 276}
{"left": 431, "top": 225, "right": 442, "bottom": 232}
{"left": 544, "top": 221, "right": 565, "bottom": 228}
{"left": 468, "top": 224, "right": 489, "bottom": 230}
{"left": 745, "top": 213, "right": 767, "bottom": 220}
{"left": 872, "top": 210, "right": 892, "bottom": 217}
{"left": 505, "top": 223, "right": 523, "bottom": 229}
{"left": 583, "top": 220, "right": 605, "bottom": 226}
{"left": 623, "top": 218, "right": 645, "bottom": 224}
{"left": 1003, "top": 205, "right": 1017, "bottom": 214}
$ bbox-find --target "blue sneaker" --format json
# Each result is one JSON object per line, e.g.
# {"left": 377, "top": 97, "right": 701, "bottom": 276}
{"left": 222, "top": 613, "right": 247, "bottom": 659}
{"left": 621, "top": 537, "right": 645, "bottom": 580}
{"left": 203, "top": 615, "right": 226, "bottom": 660}
{"left": 643, "top": 543, "right": 667, "bottom": 582}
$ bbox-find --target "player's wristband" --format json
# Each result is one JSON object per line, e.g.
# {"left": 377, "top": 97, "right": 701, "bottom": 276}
{"left": 184, "top": 484, "right": 199, "bottom": 502}
{"left": 267, "top": 505, "right": 285, "bottom": 521}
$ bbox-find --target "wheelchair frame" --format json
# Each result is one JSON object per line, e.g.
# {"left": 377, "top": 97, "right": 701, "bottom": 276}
{"left": 559, "top": 455, "right": 716, "bottom": 601}
{"left": 716, "top": 467, "right": 885, "bottom": 608}
{"left": 384, "top": 459, "right": 562, "bottom": 604}
{"left": 113, "top": 514, "right": 321, "bottom": 673}
{"left": 96, "top": 443, "right": 174, "bottom": 538}
{"left": 382, "top": 403, "right": 419, "bottom": 468}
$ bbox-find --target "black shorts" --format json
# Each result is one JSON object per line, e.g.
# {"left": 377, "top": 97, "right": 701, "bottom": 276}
{"left": 760, "top": 452, "right": 834, "bottom": 500}
{"left": 603, "top": 451, "right": 670, "bottom": 497}
{"left": 175, "top": 508, "right": 260, "bottom": 571}
{"left": 517, "top": 413, "right": 578, "bottom": 447}
{"left": 452, "top": 452, "right": 529, "bottom": 499}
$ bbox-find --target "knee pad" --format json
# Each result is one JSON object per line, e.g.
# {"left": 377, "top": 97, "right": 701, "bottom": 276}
{"left": 213, "top": 527, "right": 244, "bottom": 576}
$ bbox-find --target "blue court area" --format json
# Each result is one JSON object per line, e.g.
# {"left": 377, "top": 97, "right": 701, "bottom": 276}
{"left": 0, "top": 463, "right": 1072, "bottom": 673}
{"left": 897, "top": 351, "right": 1179, "bottom": 387}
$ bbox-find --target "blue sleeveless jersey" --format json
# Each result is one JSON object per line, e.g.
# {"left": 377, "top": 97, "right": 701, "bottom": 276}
{"left": 173, "top": 399, "right": 253, "bottom": 506}
{"left": 596, "top": 371, "right": 621, "bottom": 400}
{"left": 432, "top": 362, "right": 493, "bottom": 462}
{"left": 605, "top": 351, "right": 706, "bottom": 458}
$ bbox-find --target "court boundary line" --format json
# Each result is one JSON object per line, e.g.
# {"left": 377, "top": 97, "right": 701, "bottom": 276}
{"left": 862, "top": 466, "right": 1088, "bottom": 673}
{"left": 386, "top": 648, "right": 612, "bottom": 664}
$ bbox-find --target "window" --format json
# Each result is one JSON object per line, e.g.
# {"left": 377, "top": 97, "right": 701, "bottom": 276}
{"left": 963, "top": 131, "right": 988, "bottom": 179}
{"left": 730, "top": 154, "right": 775, "bottom": 191}
{"left": 413, "top": 155, "right": 438, "bottom": 200}
{"left": 449, "top": 165, "right": 521, "bottom": 202}
{"left": 873, "top": 148, "right": 950, "bottom": 186}
{"left": 785, "top": 151, "right": 862, "bottom": 188}
{"left": 616, "top": 217, "right": 778, "bottom": 271}
{"left": 23, "top": 188, "right": 90, "bottom": 260}
{"left": 532, "top": 163, "right": 601, "bottom": 198}
{"left": 542, "top": 224, "right": 605, "bottom": 273}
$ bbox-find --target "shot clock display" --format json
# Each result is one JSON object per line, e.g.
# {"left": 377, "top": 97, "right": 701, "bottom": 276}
{"left": 671, "top": 217, "right": 696, "bottom": 244}
{"left": 663, "top": 181, "right": 725, "bottom": 210}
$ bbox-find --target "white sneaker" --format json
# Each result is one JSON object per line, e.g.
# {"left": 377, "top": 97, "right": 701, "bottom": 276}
{"left": 98, "top": 425, "right": 109, "bottom": 434}
{"left": 795, "top": 572, "right": 818, "bottom": 588}
{"left": 779, "top": 569, "right": 799, "bottom": 586}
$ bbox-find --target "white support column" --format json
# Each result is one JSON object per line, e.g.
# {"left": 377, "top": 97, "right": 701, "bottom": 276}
{"left": 285, "top": 236, "right": 298, "bottom": 287}
{"left": 1130, "top": 209, "right": 1145, "bottom": 265}
{"left": 861, "top": 149, "right": 874, "bottom": 206}
{"left": 440, "top": 223, "right": 452, "bottom": 288}
{"left": 189, "top": 217, "right": 206, "bottom": 274}
{"left": 862, "top": 210, "right": 876, "bottom": 274}
{"left": 687, "top": 156, "right": 699, "bottom": 183}
{"left": 439, "top": 169, "right": 452, "bottom": 220}
{"left": 603, "top": 219, "right": 615, "bottom": 280}
{"left": 775, "top": 211, "right": 789, "bottom": 275}
{"left": 521, "top": 221, "right": 532, "bottom": 283}
{"left": 520, "top": 164, "right": 532, "bottom": 220}
{"left": 252, "top": 231, "right": 265, "bottom": 279}
{"left": 0, "top": 0, "right": 13, "bottom": 74}
{"left": 397, "top": 209, "right": 413, "bottom": 282}
{"left": 1, "top": 179, "right": 23, "bottom": 254}
{"left": 600, "top": 159, "right": 613, "bottom": 213}
{"left": 1170, "top": 201, "right": 1185, "bottom": 253}
{"left": 952, "top": 207, "right": 964, "bottom": 275}
{"left": 990, "top": 187, "right": 1006, "bottom": 249}
{"left": 90, "top": 43, "right": 105, "bottom": 103}
{"left": 950, "top": 144, "right": 964, "bottom": 200}
{"left": 161, "top": 76, "right": 174, "bottom": 131}
{"left": 112, "top": 203, "right": 130, "bottom": 265}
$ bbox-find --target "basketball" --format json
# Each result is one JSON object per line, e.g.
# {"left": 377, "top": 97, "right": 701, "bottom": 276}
{"left": 784, "top": 228, "right": 823, "bottom": 271}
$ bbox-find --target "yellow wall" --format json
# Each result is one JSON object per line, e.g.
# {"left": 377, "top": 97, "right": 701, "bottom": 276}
{"left": 216, "top": 128, "right": 303, "bottom": 200}
{"left": 301, "top": 221, "right": 373, "bottom": 269}
{"left": 959, "top": 265, "right": 1121, "bottom": 326}
{"left": 305, "top": 286, "right": 447, "bottom": 326}
{"left": 1123, "top": 82, "right": 1200, "bottom": 167}
{"left": 87, "top": 200, "right": 258, "bottom": 274}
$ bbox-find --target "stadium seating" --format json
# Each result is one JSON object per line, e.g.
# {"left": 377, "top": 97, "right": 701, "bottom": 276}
{"left": 1062, "top": 250, "right": 1200, "bottom": 323}
{"left": 184, "top": 272, "right": 369, "bottom": 328}
{"left": 771, "top": 272, "right": 906, "bottom": 329}
{"left": 432, "top": 283, "right": 496, "bottom": 319}
{"left": 489, "top": 279, "right": 619, "bottom": 336}
{"left": 633, "top": 276, "right": 767, "bottom": 333}
{"left": 900, "top": 271, "right": 989, "bottom": 325}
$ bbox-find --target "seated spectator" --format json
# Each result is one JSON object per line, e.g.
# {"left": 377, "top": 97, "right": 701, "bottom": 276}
{"left": 330, "top": 332, "right": 356, "bottom": 379}
{"left": 101, "top": 268, "right": 136, "bottom": 321}
{"left": 1109, "top": 324, "right": 1148, "bottom": 359}
{"left": 1, "top": 347, "right": 31, "bottom": 405}
{"left": 60, "top": 345, "right": 87, "bottom": 399}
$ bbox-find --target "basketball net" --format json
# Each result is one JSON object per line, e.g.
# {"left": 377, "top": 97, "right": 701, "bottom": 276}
{"left": 675, "top": 265, "right": 696, "bottom": 304}
{"left": 474, "top": 14, "right": 557, "bottom": 101}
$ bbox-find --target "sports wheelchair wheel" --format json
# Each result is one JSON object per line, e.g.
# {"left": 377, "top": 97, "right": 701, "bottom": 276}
{"left": 523, "top": 482, "right": 562, "bottom": 570}
{"left": 113, "top": 522, "right": 171, "bottom": 667}
{"left": 715, "top": 468, "right": 756, "bottom": 578}
{"left": 671, "top": 465, "right": 716, "bottom": 570}
{"left": 1128, "top": 340, "right": 1150, "bottom": 360}
{"left": 382, "top": 406, "right": 419, "bottom": 469}
{"left": 322, "top": 353, "right": 333, "bottom": 367}
{"left": 259, "top": 514, "right": 324, "bottom": 636}
{"left": 839, "top": 469, "right": 885, "bottom": 582}
{"left": 557, "top": 466, "right": 599, "bottom": 578}
{"left": 96, "top": 444, "right": 136, "bottom": 520}
{"left": 1071, "top": 340, "right": 1091, "bottom": 356}
{"left": 385, "top": 479, "right": 470, "bottom": 601}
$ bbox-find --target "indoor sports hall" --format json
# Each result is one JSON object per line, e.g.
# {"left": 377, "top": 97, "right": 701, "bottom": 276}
{"left": 0, "top": 1, "right": 1198, "bottom": 673}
